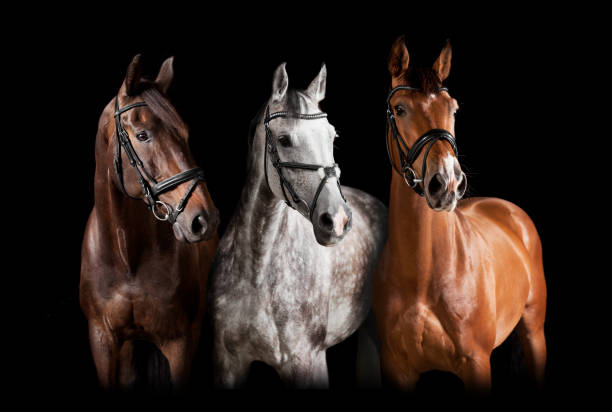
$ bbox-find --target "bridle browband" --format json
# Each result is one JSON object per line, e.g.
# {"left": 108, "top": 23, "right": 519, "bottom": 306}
{"left": 113, "top": 96, "right": 205, "bottom": 222}
{"left": 263, "top": 106, "right": 345, "bottom": 220}
{"left": 386, "top": 85, "right": 458, "bottom": 196}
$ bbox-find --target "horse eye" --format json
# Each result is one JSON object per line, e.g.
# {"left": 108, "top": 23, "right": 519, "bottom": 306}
{"left": 394, "top": 105, "right": 405, "bottom": 116}
{"left": 278, "top": 135, "right": 291, "bottom": 147}
{"left": 136, "top": 131, "right": 149, "bottom": 141}
{"left": 453, "top": 110, "right": 458, "bottom": 117}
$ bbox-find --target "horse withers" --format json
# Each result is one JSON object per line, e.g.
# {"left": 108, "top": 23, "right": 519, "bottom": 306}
{"left": 373, "top": 37, "right": 547, "bottom": 393}
{"left": 80, "top": 55, "right": 219, "bottom": 392}
{"left": 210, "top": 63, "right": 387, "bottom": 388}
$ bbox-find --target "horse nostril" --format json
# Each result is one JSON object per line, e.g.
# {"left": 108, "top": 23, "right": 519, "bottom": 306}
{"left": 319, "top": 213, "right": 334, "bottom": 232}
{"left": 191, "top": 214, "right": 207, "bottom": 235}
{"left": 457, "top": 173, "right": 467, "bottom": 198}
{"left": 428, "top": 173, "right": 445, "bottom": 195}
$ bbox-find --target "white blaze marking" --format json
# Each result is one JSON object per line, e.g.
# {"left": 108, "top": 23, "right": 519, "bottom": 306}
{"left": 333, "top": 204, "right": 347, "bottom": 236}
{"left": 443, "top": 153, "right": 455, "bottom": 178}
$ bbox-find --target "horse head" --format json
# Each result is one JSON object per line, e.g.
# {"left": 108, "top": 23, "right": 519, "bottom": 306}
{"left": 387, "top": 36, "right": 467, "bottom": 212}
{"left": 102, "top": 55, "right": 219, "bottom": 242}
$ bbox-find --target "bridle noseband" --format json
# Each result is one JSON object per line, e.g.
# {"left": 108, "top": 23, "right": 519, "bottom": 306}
{"left": 386, "top": 86, "right": 458, "bottom": 196}
{"left": 113, "top": 96, "right": 206, "bottom": 222}
{"left": 263, "top": 106, "right": 346, "bottom": 220}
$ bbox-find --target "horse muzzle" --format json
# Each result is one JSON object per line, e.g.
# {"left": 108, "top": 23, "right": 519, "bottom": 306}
{"left": 425, "top": 169, "right": 467, "bottom": 212}
{"left": 312, "top": 202, "right": 352, "bottom": 246}
{"left": 173, "top": 206, "right": 219, "bottom": 243}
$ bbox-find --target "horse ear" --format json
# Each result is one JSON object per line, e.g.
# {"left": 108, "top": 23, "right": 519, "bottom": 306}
{"left": 388, "top": 35, "right": 409, "bottom": 80}
{"left": 433, "top": 40, "right": 452, "bottom": 82}
{"left": 306, "top": 63, "right": 327, "bottom": 103}
{"left": 155, "top": 56, "right": 174, "bottom": 94}
{"left": 123, "top": 54, "right": 142, "bottom": 96}
{"left": 272, "top": 62, "right": 289, "bottom": 102}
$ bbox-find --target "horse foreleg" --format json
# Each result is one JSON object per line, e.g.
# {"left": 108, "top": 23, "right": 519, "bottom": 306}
{"left": 517, "top": 312, "right": 547, "bottom": 386}
{"left": 379, "top": 345, "right": 419, "bottom": 391}
{"left": 311, "top": 351, "right": 329, "bottom": 388}
{"left": 456, "top": 353, "right": 492, "bottom": 394}
{"left": 118, "top": 340, "right": 137, "bottom": 390}
{"left": 88, "top": 321, "right": 120, "bottom": 390}
{"left": 277, "top": 351, "right": 329, "bottom": 389}
{"left": 213, "top": 341, "right": 251, "bottom": 389}
{"left": 159, "top": 338, "right": 192, "bottom": 393}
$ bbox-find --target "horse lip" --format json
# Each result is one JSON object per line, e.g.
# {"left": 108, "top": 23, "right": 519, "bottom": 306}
{"left": 313, "top": 228, "right": 346, "bottom": 247}
{"left": 172, "top": 222, "right": 186, "bottom": 242}
{"left": 201, "top": 225, "right": 216, "bottom": 241}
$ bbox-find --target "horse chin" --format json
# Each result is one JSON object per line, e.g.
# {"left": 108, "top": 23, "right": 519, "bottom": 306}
{"left": 172, "top": 222, "right": 187, "bottom": 242}
{"left": 172, "top": 222, "right": 202, "bottom": 243}
{"left": 426, "top": 195, "right": 457, "bottom": 213}
{"left": 314, "top": 235, "right": 341, "bottom": 247}
{"left": 172, "top": 214, "right": 217, "bottom": 243}
{"left": 312, "top": 227, "right": 349, "bottom": 247}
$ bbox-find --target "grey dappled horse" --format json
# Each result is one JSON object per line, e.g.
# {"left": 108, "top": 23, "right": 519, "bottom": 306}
{"left": 209, "top": 63, "right": 387, "bottom": 388}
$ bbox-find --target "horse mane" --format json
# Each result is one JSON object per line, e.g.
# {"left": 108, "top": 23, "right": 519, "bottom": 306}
{"left": 398, "top": 67, "right": 444, "bottom": 94}
{"left": 139, "top": 82, "right": 188, "bottom": 137}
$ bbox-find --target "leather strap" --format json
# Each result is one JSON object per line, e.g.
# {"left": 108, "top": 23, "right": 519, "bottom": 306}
{"left": 151, "top": 168, "right": 205, "bottom": 196}
{"left": 263, "top": 106, "right": 345, "bottom": 220}
{"left": 385, "top": 86, "right": 457, "bottom": 196}
{"left": 113, "top": 96, "right": 206, "bottom": 222}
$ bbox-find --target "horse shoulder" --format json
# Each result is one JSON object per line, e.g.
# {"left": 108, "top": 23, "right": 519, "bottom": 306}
{"left": 456, "top": 197, "right": 540, "bottom": 346}
{"left": 325, "top": 187, "right": 387, "bottom": 345}
{"left": 342, "top": 186, "right": 388, "bottom": 234}
{"left": 80, "top": 208, "right": 115, "bottom": 312}
{"left": 458, "top": 196, "right": 540, "bottom": 252}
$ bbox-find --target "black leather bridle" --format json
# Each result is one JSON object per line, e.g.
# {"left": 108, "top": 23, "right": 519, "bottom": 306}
{"left": 263, "top": 106, "right": 345, "bottom": 220}
{"left": 386, "top": 86, "right": 458, "bottom": 196}
{"left": 113, "top": 96, "right": 205, "bottom": 222}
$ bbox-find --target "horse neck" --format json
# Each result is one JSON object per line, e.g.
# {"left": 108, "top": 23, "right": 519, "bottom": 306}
{"left": 93, "top": 162, "right": 175, "bottom": 273}
{"left": 388, "top": 172, "right": 457, "bottom": 283}
{"left": 239, "top": 162, "right": 291, "bottom": 238}
{"left": 232, "top": 132, "right": 304, "bottom": 254}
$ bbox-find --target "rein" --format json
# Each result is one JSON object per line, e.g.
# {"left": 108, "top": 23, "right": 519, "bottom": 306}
{"left": 113, "top": 96, "right": 205, "bottom": 222}
{"left": 263, "top": 106, "right": 345, "bottom": 220}
{"left": 385, "top": 86, "right": 458, "bottom": 196}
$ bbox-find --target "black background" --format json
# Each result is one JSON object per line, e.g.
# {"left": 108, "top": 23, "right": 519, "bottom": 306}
{"left": 17, "top": 8, "right": 600, "bottom": 405}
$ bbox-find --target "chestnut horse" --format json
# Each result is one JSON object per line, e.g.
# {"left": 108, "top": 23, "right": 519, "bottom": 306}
{"left": 372, "top": 37, "right": 547, "bottom": 392}
{"left": 80, "top": 55, "right": 219, "bottom": 392}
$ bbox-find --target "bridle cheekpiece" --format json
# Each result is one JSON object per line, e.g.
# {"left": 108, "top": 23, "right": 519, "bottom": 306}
{"left": 113, "top": 96, "right": 206, "bottom": 222}
{"left": 385, "top": 85, "right": 458, "bottom": 196}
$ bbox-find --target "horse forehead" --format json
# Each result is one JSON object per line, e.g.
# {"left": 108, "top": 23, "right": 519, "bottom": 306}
{"left": 274, "top": 117, "right": 330, "bottom": 134}
{"left": 417, "top": 95, "right": 449, "bottom": 117}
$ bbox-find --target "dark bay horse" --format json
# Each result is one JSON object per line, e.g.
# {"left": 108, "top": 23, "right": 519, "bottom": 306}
{"left": 210, "top": 63, "right": 387, "bottom": 388}
{"left": 80, "top": 55, "right": 219, "bottom": 392}
{"left": 372, "top": 37, "right": 547, "bottom": 392}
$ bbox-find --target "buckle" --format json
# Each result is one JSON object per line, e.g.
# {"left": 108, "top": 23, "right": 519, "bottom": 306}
{"left": 152, "top": 200, "right": 172, "bottom": 221}
{"left": 402, "top": 167, "right": 422, "bottom": 188}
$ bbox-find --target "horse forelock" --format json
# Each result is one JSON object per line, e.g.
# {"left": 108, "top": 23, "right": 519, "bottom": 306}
{"left": 400, "top": 67, "right": 444, "bottom": 95}
{"left": 286, "top": 89, "right": 318, "bottom": 114}
{"left": 248, "top": 89, "right": 320, "bottom": 150}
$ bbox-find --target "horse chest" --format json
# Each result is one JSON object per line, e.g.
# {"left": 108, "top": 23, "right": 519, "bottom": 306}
{"left": 85, "top": 255, "right": 200, "bottom": 339}
{"left": 215, "top": 229, "right": 335, "bottom": 350}
{"left": 258, "top": 247, "right": 332, "bottom": 323}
